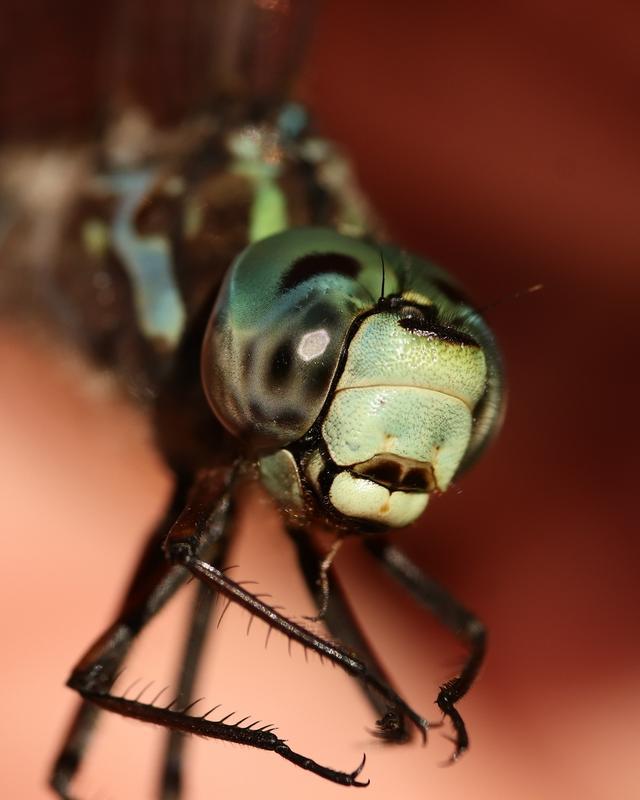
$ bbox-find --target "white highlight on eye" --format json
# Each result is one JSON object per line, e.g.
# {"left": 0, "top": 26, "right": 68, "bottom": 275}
{"left": 297, "top": 328, "right": 330, "bottom": 361}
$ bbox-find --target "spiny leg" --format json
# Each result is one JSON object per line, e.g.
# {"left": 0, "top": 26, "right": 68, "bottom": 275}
{"left": 50, "top": 469, "right": 232, "bottom": 800}
{"left": 159, "top": 585, "right": 215, "bottom": 800}
{"left": 56, "top": 469, "right": 369, "bottom": 791}
{"left": 159, "top": 491, "right": 236, "bottom": 800}
{"left": 287, "top": 527, "right": 421, "bottom": 743}
{"left": 82, "top": 687, "right": 369, "bottom": 786}
{"left": 165, "top": 521, "right": 428, "bottom": 740}
{"left": 364, "top": 537, "right": 486, "bottom": 762}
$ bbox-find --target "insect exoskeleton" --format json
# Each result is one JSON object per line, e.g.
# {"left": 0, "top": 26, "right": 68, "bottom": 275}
{"left": 201, "top": 227, "right": 504, "bottom": 530}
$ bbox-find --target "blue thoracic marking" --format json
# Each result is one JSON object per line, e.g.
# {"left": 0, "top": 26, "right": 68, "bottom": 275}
{"left": 277, "top": 103, "right": 308, "bottom": 138}
{"left": 107, "top": 170, "right": 186, "bottom": 346}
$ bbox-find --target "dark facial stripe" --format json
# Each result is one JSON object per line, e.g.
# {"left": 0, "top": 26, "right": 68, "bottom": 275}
{"left": 280, "top": 252, "right": 361, "bottom": 291}
{"left": 399, "top": 317, "right": 480, "bottom": 347}
{"left": 397, "top": 305, "right": 480, "bottom": 347}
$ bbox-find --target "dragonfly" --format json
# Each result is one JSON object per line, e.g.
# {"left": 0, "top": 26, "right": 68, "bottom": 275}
{"left": 0, "top": 2, "right": 504, "bottom": 796}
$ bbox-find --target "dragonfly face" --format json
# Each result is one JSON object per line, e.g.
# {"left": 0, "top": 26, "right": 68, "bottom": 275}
{"left": 202, "top": 227, "right": 503, "bottom": 530}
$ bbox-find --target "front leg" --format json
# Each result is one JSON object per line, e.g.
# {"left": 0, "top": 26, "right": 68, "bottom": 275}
{"left": 164, "top": 516, "right": 429, "bottom": 741}
{"left": 287, "top": 526, "right": 418, "bottom": 743}
{"left": 364, "top": 537, "right": 486, "bottom": 762}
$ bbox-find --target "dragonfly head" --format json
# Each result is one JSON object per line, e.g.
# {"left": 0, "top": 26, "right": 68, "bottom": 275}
{"left": 201, "top": 227, "right": 503, "bottom": 531}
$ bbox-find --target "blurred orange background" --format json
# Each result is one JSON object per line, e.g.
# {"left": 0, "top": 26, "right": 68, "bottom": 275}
{"left": 0, "top": 2, "right": 638, "bottom": 799}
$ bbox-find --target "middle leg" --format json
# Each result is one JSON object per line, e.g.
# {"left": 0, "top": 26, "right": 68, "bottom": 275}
{"left": 286, "top": 526, "right": 420, "bottom": 743}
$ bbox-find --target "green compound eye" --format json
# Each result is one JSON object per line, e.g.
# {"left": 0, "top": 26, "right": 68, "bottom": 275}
{"left": 201, "top": 227, "right": 385, "bottom": 450}
{"left": 202, "top": 226, "right": 504, "bottom": 529}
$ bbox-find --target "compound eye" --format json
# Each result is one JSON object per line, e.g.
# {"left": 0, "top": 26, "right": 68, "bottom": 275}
{"left": 201, "top": 228, "right": 383, "bottom": 451}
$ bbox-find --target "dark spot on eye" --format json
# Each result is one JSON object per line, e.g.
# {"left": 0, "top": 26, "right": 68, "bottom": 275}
{"left": 303, "top": 301, "right": 341, "bottom": 328}
{"left": 242, "top": 342, "right": 255, "bottom": 374}
{"left": 363, "top": 461, "right": 401, "bottom": 486}
{"left": 249, "top": 400, "right": 271, "bottom": 423}
{"left": 268, "top": 340, "right": 293, "bottom": 388}
{"left": 403, "top": 469, "right": 431, "bottom": 492}
{"left": 275, "top": 409, "right": 306, "bottom": 427}
{"left": 281, "top": 252, "right": 360, "bottom": 291}
{"left": 305, "top": 360, "right": 334, "bottom": 399}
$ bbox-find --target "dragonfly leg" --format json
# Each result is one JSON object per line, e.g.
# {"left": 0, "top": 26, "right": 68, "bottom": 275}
{"left": 364, "top": 538, "right": 486, "bottom": 762}
{"left": 164, "top": 521, "right": 429, "bottom": 742}
{"left": 50, "top": 468, "right": 233, "bottom": 800}
{"left": 158, "top": 505, "right": 234, "bottom": 800}
{"left": 53, "top": 468, "right": 368, "bottom": 793}
{"left": 287, "top": 526, "right": 425, "bottom": 744}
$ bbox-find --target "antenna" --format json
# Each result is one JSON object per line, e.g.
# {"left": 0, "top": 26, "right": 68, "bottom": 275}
{"left": 379, "top": 250, "right": 386, "bottom": 301}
